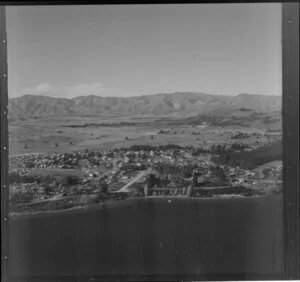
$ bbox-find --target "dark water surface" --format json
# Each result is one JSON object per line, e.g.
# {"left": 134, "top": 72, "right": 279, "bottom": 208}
{"left": 9, "top": 195, "right": 283, "bottom": 280}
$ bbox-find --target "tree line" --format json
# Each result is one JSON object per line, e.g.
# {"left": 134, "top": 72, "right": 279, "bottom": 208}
{"left": 213, "top": 140, "right": 282, "bottom": 169}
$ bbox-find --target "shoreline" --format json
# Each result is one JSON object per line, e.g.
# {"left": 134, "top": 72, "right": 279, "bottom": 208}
{"left": 9, "top": 193, "right": 274, "bottom": 218}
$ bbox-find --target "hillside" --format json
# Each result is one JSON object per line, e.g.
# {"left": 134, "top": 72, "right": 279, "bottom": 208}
{"left": 8, "top": 92, "right": 281, "bottom": 121}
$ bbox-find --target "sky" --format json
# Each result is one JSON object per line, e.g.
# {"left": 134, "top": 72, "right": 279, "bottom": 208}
{"left": 6, "top": 4, "right": 282, "bottom": 98}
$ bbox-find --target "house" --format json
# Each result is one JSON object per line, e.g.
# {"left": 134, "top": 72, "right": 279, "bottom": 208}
{"left": 237, "top": 178, "right": 245, "bottom": 184}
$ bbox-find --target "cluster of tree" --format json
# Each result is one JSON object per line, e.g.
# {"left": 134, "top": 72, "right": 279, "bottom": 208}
{"left": 133, "top": 183, "right": 273, "bottom": 198}
{"left": 10, "top": 173, "right": 57, "bottom": 185}
{"left": 43, "top": 175, "right": 81, "bottom": 196}
{"left": 62, "top": 180, "right": 108, "bottom": 197}
{"left": 129, "top": 182, "right": 144, "bottom": 192}
{"left": 192, "top": 143, "right": 251, "bottom": 157}
{"left": 146, "top": 173, "right": 161, "bottom": 188}
{"left": 211, "top": 143, "right": 250, "bottom": 154}
{"left": 192, "top": 165, "right": 227, "bottom": 187}
{"left": 231, "top": 132, "right": 250, "bottom": 139}
{"left": 9, "top": 173, "right": 37, "bottom": 184}
{"left": 210, "top": 165, "right": 227, "bottom": 181}
{"left": 182, "top": 145, "right": 195, "bottom": 151}
{"left": 65, "top": 122, "right": 144, "bottom": 128}
{"left": 191, "top": 147, "right": 210, "bottom": 156}
{"left": 84, "top": 149, "right": 103, "bottom": 158}
{"left": 153, "top": 163, "right": 195, "bottom": 179}
{"left": 239, "top": 107, "right": 252, "bottom": 112}
{"left": 20, "top": 150, "right": 107, "bottom": 169}
{"left": 267, "top": 128, "right": 282, "bottom": 133}
{"left": 152, "top": 186, "right": 192, "bottom": 197}
{"left": 157, "top": 129, "right": 170, "bottom": 134}
{"left": 23, "top": 160, "right": 35, "bottom": 168}
{"left": 9, "top": 172, "right": 81, "bottom": 188}
{"left": 194, "top": 186, "right": 263, "bottom": 197}
{"left": 10, "top": 191, "right": 35, "bottom": 205}
{"left": 146, "top": 171, "right": 191, "bottom": 189}
{"left": 96, "top": 181, "right": 109, "bottom": 193}
{"left": 127, "top": 144, "right": 184, "bottom": 152}
{"left": 144, "top": 186, "right": 194, "bottom": 197}
{"left": 114, "top": 143, "right": 254, "bottom": 157}
{"left": 262, "top": 167, "right": 282, "bottom": 179}
{"left": 229, "top": 143, "right": 250, "bottom": 151}
{"left": 120, "top": 163, "right": 148, "bottom": 172}
{"left": 59, "top": 175, "right": 81, "bottom": 186}
{"left": 215, "top": 140, "right": 282, "bottom": 169}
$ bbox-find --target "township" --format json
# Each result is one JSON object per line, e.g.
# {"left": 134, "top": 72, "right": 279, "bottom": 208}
{"left": 9, "top": 129, "right": 283, "bottom": 215}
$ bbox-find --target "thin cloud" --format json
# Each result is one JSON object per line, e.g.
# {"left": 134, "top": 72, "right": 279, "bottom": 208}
{"left": 36, "top": 83, "right": 53, "bottom": 92}
{"left": 16, "top": 82, "right": 137, "bottom": 98}
{"left": 66, "top": 83, "right": 107, "bottom": 97}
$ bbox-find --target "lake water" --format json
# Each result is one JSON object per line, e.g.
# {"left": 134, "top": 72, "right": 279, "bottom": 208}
{"left": 9, "top": 195, "right": 283, "bottom": 281}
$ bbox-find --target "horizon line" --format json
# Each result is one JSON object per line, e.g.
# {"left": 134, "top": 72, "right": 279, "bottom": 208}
{"left": 9, "top": 91, "right": 282, "bottom": 99}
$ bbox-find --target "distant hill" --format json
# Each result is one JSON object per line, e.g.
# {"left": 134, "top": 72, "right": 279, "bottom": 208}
{"left": 8, "top": 92, "right": 281, "bottom": 122}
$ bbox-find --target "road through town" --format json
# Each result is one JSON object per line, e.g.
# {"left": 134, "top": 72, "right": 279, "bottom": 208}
{"left": 116, "top": 170, "right": 148, "bottom": 193}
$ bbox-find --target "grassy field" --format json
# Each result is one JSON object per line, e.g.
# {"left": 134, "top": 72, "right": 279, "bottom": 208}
{"left": 9, "top": 116, "right": 274, "bottom": 155}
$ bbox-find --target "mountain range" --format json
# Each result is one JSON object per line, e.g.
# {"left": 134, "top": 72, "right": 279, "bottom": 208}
{"left": 8, "top": 92, "right": 281, "bottom": 121}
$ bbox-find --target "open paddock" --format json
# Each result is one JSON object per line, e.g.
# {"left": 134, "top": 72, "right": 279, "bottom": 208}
{"left": 9, "top": 116, "right": 277, "bottom": 155}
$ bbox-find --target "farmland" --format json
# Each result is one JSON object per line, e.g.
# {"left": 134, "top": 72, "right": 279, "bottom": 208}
{"left": 9, "top": 115, "right": 280, "bottom": 156}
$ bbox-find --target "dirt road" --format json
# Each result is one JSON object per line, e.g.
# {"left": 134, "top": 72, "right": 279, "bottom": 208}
{"left": 116, "top": 170, "right": 148, "bottom": 193}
